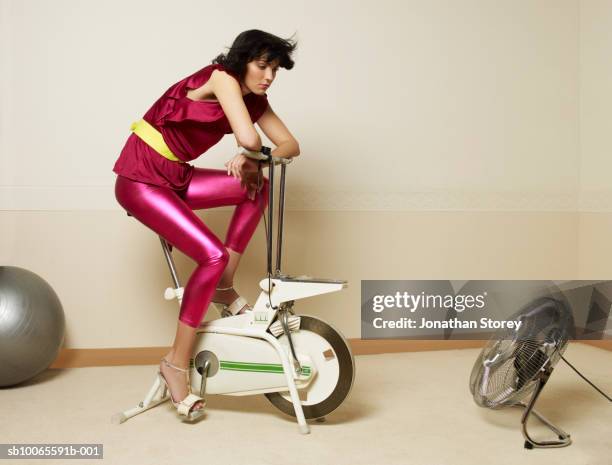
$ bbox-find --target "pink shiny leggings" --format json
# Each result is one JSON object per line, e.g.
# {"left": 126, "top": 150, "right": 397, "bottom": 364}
{"left": 114, "top": 168, "right": 269, "bottom": 328}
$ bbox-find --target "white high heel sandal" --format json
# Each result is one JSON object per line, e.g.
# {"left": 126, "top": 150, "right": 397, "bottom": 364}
{"left": 212, "top": 286, "right": 253, "bottom": 318}
{"left": 158, "top": 357, "right": 206, "bottom": 422}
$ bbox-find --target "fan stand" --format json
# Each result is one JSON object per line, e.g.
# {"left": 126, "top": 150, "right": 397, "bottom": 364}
{"left": 517, "top": 368, "right": 572, "bottom": 449}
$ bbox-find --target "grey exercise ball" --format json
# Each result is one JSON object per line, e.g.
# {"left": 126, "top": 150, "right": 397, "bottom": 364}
{"left": 0, "top": 266, "right": 65, "bottom": 387}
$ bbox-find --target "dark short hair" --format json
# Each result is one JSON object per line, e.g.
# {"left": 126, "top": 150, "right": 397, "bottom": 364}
{"left": 212, "top": 30, "right": 297, "bottom": 79}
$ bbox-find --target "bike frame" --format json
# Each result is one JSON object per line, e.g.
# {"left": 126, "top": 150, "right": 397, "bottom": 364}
{"left": 155, "top": 153, "right": 346, "bottom": 434}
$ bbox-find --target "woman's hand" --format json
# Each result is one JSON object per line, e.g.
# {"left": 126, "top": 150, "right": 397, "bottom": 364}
{"left": 224, "top": 154, "right": 262, "bottom": 200}
{"left": 225, "top": 153, "right": 259, "bottom": 180}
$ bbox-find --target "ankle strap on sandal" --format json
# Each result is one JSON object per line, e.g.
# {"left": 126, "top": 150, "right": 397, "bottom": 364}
{"left": 161, "top": 357, "right": 189, "bottom": 372}
{"left": 215, "top": 285, "right": 234, "bottom": 291}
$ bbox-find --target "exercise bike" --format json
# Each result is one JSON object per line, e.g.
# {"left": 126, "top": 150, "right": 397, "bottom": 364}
{"left": 112, "top": 148, "right": 355, "bottom": 434}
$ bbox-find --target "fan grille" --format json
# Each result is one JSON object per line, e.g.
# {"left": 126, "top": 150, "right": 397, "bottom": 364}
{"left": 470, "top": 297, "right": 573, "bottom": 408}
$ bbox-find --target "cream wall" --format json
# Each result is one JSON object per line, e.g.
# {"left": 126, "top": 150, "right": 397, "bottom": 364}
{"left": 0, "top": 0, "right": 580, "bottom": 205}
{"left": 579, "top": 1, "right": 612, "bottom": 277}
{"left": 0, "top": 0, "right": 609, "bottom": 348}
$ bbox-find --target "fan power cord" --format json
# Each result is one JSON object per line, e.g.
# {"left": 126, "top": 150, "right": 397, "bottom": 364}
{"left": 561, "top": 355, "right": 612, "bottom": 402}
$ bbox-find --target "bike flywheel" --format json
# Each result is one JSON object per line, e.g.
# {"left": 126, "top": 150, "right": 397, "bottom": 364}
{"left": 265, "top": 315, "right": 355, "bottom": 419}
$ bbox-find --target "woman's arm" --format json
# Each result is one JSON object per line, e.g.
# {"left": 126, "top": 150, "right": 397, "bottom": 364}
{"left": 210, "top": 70, "right": 262, "bottom": 151}
{"left": 256, "top": 105, "right": 300, "bottom": 158}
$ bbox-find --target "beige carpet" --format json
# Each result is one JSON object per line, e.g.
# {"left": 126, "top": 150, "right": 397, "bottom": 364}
{"left": 1, "top": 344, "right": 610, "bottom": 465}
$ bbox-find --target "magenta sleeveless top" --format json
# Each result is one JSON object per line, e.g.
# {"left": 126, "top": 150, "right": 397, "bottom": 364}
{"left": 112, "top": 63, "right": 269, "bottom": 189}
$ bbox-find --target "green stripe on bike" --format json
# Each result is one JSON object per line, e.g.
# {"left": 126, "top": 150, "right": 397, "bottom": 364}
{"left": 220, "top": 360, "right": 311, "bottom": 375}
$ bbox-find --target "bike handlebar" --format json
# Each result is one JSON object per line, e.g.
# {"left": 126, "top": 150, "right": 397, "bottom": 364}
{"left": 238, "top": 146, "right": 293, "bottom": 166}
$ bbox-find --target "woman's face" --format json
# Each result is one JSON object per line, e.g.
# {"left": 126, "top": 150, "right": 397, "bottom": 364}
{"left": 242, "top": 55, "right": 279, "bottom": 95}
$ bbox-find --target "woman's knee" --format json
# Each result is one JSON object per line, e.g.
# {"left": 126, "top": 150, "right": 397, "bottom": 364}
{"left": 216, "top": 246, "right": 230, "bottom": 266}
{"left": 198, "top": 243, "right": 230, "bottom": 268}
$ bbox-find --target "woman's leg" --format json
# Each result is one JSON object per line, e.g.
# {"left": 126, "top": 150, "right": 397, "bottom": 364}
{"left": 179, "top": 167, "right": 269, "bottom": 306}
{"left": 115, "top": 175, "right": 230, "bottom": 411}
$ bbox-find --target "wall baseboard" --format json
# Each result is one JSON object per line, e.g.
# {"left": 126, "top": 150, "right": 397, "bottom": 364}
{"left": 48, "top": 339, "right": 610, "bottom": 368}
{"left": 577, "top": 339, "right": 612, "bottom": 351}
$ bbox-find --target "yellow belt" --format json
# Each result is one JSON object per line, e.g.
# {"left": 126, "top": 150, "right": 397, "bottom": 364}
{"left": 130, "top": 119, "right": 183, "bottom": 163}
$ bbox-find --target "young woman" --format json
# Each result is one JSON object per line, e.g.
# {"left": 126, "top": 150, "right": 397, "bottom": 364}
{"left": 112, "top": 30, "right": 299, "bottom": 421}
